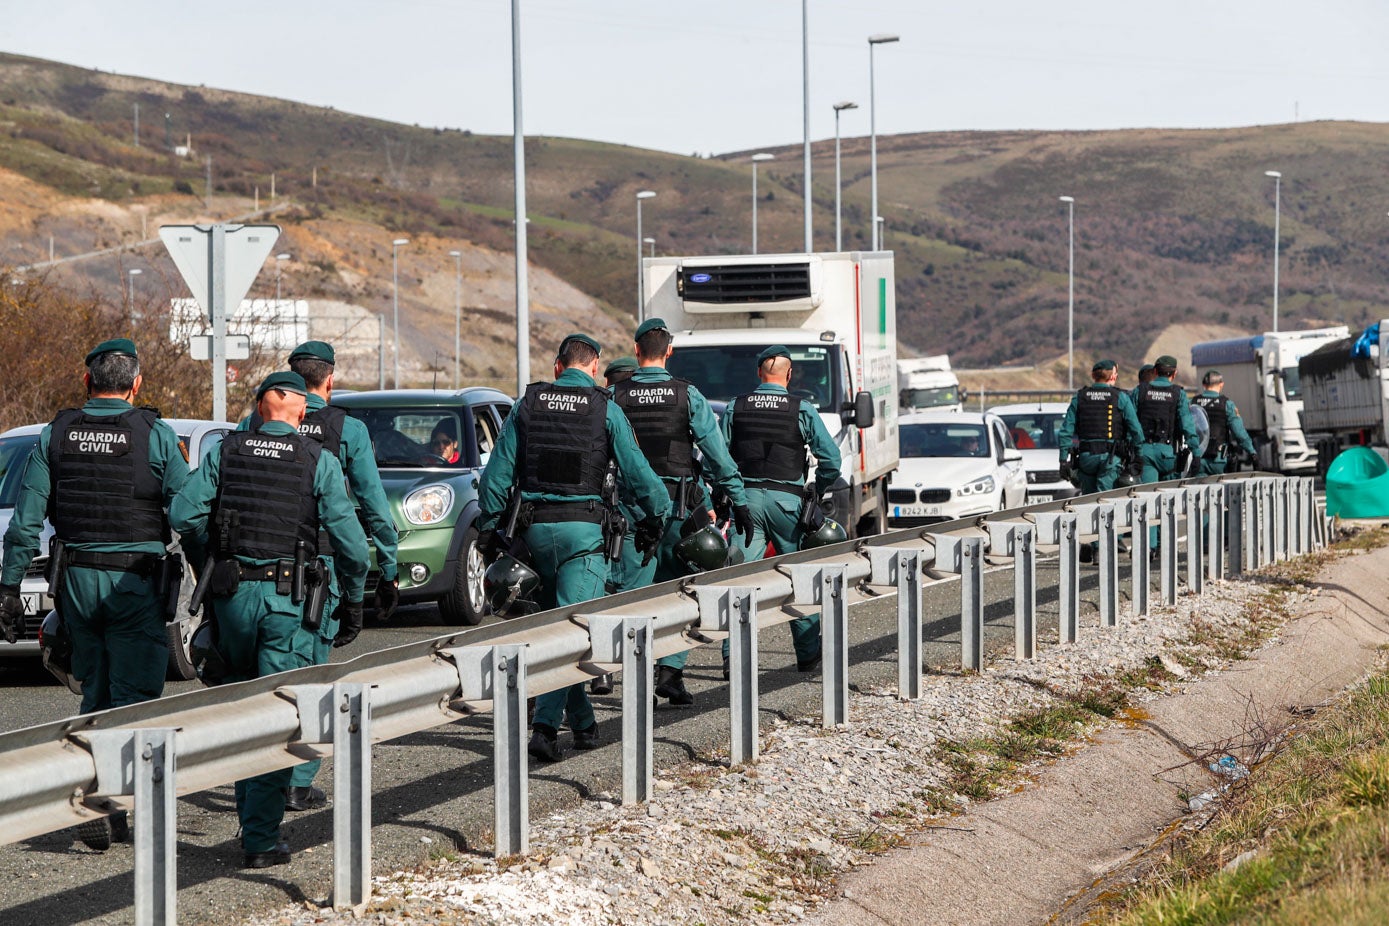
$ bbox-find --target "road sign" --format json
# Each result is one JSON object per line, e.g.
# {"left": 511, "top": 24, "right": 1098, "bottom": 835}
{"left": 190, "top": 334, "right": 250, "bottom": 361}
{"left": 160, "top": 225, "right": 280, "bottom": 321}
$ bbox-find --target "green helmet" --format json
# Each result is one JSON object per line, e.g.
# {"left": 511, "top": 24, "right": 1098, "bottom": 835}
{"left": 39, "top": 611, "right": 81, "bottom": 695}
{"left": 190, "top": 620, "right": 231, "bottom": 687}
{"left": 484, "top": 553, "right": 542, "bottom": 618}
{"left": 1114, "top": 469, "right": 1140, "bottom": 489}
{"left": 674, "top": 524, "right": 730, "bottom": 573}
{"left": 800, "top": 518, "right": 848, "bottom": 550}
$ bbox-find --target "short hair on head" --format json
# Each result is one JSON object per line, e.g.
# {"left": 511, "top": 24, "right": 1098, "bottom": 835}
{"left": 289, "top": 357, "right": 334, "bottom": 389}
{"left": 759, "top": 356, "right": 792, "bottom": 377}
{"left": 1203, "top": 371, "right": 1223, "bottom": 385}
{"left": 635, "top": 327, "right": 673, "bottom": 361}
{"left": 607, "top": 369, "right": 635, "bottom": 386}
{"left": 87, "top": 352, "right": 140, "bottom": 393}
{"left": 558, "top": 339, "right": 599, "bottom": 368}
{"left": 1155, "top": 362, "right": 1177, "bottom": 377}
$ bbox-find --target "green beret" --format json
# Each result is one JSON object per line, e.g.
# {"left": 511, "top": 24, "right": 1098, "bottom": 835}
{"left": 558, "top": 333, "right": 601, "bottom": 357}
{"left": 1138, "top": 363, "right": 1155, "bottom": 374}
{"left": 255, "top": 371, "right": 308, "bottom": 401}
{"left": 756, "top": 345, "right": 792, "bottom": 364}
{"left": 1155, "top": 355, "right": 1179, "bottom": 369}
{"left": 1091, "top": 359, "right": 1116, "bottom": 372}
{"left": 633, "top": 317, "right": 669, "bottom": 341}
{"left": 85, "top": 338, "right": 138, "bottom": 366}
{"left": 288, "top": 340, "right": 335, "bottom": 365}
{"left": 604, "top": 356, "right": 638, "bottom": 377}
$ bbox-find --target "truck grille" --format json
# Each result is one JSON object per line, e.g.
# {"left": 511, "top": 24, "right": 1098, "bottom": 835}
{"left": 679, "top": 262, "right": 812, "bottom": 304}
{"left": 919, "top": 489, "right": 952, "bottom": 504}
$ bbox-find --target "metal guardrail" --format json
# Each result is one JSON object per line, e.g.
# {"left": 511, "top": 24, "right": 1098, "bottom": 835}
{"left": 0, "top": 473, "right": 1328, "bottom": 925}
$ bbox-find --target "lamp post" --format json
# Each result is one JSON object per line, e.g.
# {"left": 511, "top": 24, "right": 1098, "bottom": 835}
{"left": 274, "top": 252, "right": 290, "bottom": 308}
{"left": 449, "top": 249, "right": 462, "bottom": 389}
{"left": 833, "top": 101, "right": 858, "bottom": 251}
{"left": 1265, "top": 170, "right": 1282, "bottom": 332}
{"left": 391, "top": 237, "right": 408, "bottom": 388}
{"left": 801, "top": 0, "right": 812, "bottom": 253}
{"left": 636, "top": 190, "right": 656, "bottom": 321}
{"left": 1059, "top": 196, "right": 1075, "bottom": 390}
{"left": 868, "top": 33, "right": 899, "bottom": 251}
{"left": 126, "top": 268, "right": 142, "bottom": 329}
{"left": 644, "top": 237, "right": 656, "bottom": 258}
{"left": 751, "top": 153, "right": 774, "bottom": 254}
{"left": 512, "top": 0, "right": 530, "bottom": 396}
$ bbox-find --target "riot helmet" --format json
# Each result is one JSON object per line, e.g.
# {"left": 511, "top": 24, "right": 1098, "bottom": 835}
{"left": 190, "top": 620, "right": 231, "bottom": 687}
{"left": 800, "top": 518, "right": 849, "bottom": 550}
{"left": 484, "top": 553, "right": 542, "bottom": 618}
{"left": 673, "top": 525, "right": 730, "bottom": 573}
{"left": 39, "top": 611, "right": 81, "bottom": 695}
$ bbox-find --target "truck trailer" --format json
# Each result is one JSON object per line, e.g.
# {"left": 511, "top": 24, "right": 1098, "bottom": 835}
{"left": 642, "top": 251, "right": 898, "bottom": 538}
{"left": 1299, "top": 321, "right": 1389, "bottom": 472}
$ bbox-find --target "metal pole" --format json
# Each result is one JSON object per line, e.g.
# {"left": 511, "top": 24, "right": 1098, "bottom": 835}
{"left": 1272, "top": 174, "right": 1281, "bottom": 332}
{"left": 1058, "top": 514, "right": 1079, "bottom": 643}
{"left": 453, "top": 251, "right": 462, "bottom": 390}
{"left": 961, "top": 537, "right": 985, "bottom": 669}
{"left": 1133, "top": 499, "right": 1151, "bottom": 616}
{"left": 801, "top": 0, "right": 812, "bottom": 254}
{"left": 636, "top": 197, "right": 644, "bottom": 320}
{"left": 133, "top": 729, "right": 176, "bottom": 926}
{"left": 822, "top": 565, "right": 849, "bottom": 727}
{"left": 512, "top": 0, "right": 530, "bottom": 397}
{"left": 1099, "top": 506, "right": 1118, "bottom": 627}
{"left": 492, "top": 646, "right": 528, "bottom": 856}
{"left": 133, "top": 102, "right": 139, "bottom": 147}
{"left": 620, "top": 617, "right": 654, "bottom": 804}
{"left": 1067, "top": 198, "right": 1075, "bottom": 391}
{"left": 210, "top": 224, "right": 227, "bottom": 423}
{"left": 727, "top": 589, "right": 759, "bottom": 765}
{"left": 377, "top": 315, "right": 385, "bottom": 390}
{"left": 1014, "top": 525, "right": 1036, "bottom": 659}
{"left": 869, "top": 41, "right": 878, "bottom": 250}
{"left": 331, "top": 683, "right": 371, "bottom": 911}
{"left": 752, "top": 161, "right": 760, "bottom": 255}
{"left": 834, "top": 107, "right": 843, "bottom": 252}
{"left": 896, "top": 550, "right": 922, "bottom": 698}
{"left": 392, "top": 241, "right": 401, "bottom": 388}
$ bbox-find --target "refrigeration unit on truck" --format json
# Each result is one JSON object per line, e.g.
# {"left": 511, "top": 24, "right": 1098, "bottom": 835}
{"left": 1190, "top": 325, "right": 1348, "bottom": 473}
{"left": 643, "top": 251, "right": 898, "bottom": 538}
{"left": 1298, "top": 321, "right": 1389, "bottom": 473}
{"left": 898, "top": 355, "right": 963, "bottom": 412}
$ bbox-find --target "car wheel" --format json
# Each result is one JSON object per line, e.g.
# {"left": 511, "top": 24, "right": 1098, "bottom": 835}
{"left": 439, "top": 524, "right": 486, "bottom": 626}
{"left": 166, "top": 619, "right": 197, "bottom": 681}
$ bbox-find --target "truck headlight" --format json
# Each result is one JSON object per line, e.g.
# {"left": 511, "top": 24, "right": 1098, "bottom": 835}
{"left": 958, "top": 475, "right": 996, "bottom": 497}
{"left": 403, "top": 484, "right": 454, "bottom": 525}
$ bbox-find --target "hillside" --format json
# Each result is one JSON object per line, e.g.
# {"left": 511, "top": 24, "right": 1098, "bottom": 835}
{"left": 1, "top": 51, "right": 1386, "bottom": 385}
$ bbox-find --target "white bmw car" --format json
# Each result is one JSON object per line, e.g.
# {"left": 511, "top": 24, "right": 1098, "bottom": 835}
{"left": 888, "top": 412, "right": 1028, "bottom": 526}
{"left": 989, "top": 402, "right": 1080, "bottom": 503}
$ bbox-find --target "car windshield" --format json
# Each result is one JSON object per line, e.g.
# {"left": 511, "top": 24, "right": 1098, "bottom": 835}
{"left": 666, "top": 344, "right": 839, "bottom": 412}
{"left": 902, "top": 386, "right": 960, "bottom": 409}
{"left": 1281, "top": 366, "right": 1302, "bottom": 399}
{"left": 900, "top": 423, "right": 990, "bottom": 459}
{"left": 345, "top": 407, "right": 477, "bottom": 469}
{"left": 0, "top": 434, "right": 39, "bottom": 509}
{"left": 997, "top": 413, "right": 1064, "bottom": 450}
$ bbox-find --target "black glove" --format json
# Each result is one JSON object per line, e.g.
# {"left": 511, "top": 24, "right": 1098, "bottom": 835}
{"left": 0, "top": 584, "right": 21, "bottom": 645}
{"left": 732, "top": 504, "right": 755, "bottom": 547}
{"left": 331, "top": 600, "right": 365, "bottom": 648}
{"left": 1059, "top": 459, "right": 1072, "bottom": 484}
{"left": 374, "top": 579, "right": 400, "bottom": 623}
{"left": 476, "top": 528, "right": 505, "bottom": 562}
{"left": 634, "top": 517, "right": 664, "bottom": 565}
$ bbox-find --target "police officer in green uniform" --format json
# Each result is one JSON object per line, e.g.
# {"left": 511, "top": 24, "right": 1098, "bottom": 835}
{"left": 0, "top": 338, "right": 190, "bottom": 850}
{"left": 1192, "top": 370, "right": 1256, "bottom": 476}
{"left": 1130, "top": 355, "right": 1200, "bottom": 485}
{"left": 591, "top": 355, "right": 639, "bottom": 697}
{"left": 476, "top": 334, "right": 671, "bottom": 763}
{"left": 170, "top": 371, "right": 370, "bottom": 869}
{"left": 720, "top": 345, "right": 841, "bottom": 671}
{"left": 611, "top": 319, "right": 755, "bottom": 706}
{"left": 1057, "top": 359, "right": 1144, "bottom": 493}
{"left": 237, "top": 340, "right": 401, "bottom": 811}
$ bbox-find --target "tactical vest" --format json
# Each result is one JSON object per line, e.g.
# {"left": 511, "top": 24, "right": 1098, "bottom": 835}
{"left": 1074, "top": 385, "right": 1119, "bottom": 444}
{"left": 516, "top": 382, "right": 610, "bottom": 496}
{"left": 1193, "top": 393, "right": 1229, "bottom": 447}
{"left": 47, "top": 407, "right": 167, "bottom": 544}
{"left": 611, "top": 378, "right": 696, "bottom": 478}
{"left": 215, "top": 431, "right": 322, "bottom": 560}
{"left": 249, "top": 404, "right": 345, "bottom": 460}
{"left": 1135, "top": 383, "right": 1181, "bottom": 445}
{"left": 729, "top": 392, "right": 806, "bottom": 483}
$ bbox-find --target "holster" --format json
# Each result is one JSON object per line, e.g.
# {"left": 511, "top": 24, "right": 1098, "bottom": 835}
{"left": 302, "top": 559, "right": 329, "bottom": 633}
{"left": 797, "top": 484, "right": 826, "bottom": 533}
{"left": 156, "top": 553, "right": 185, "bottom": 623}
{"left": 46, "top": 538, "right": 67, "bottom": 614}
{"left": 602, "top": 507, "right": 628, "bottom": 563}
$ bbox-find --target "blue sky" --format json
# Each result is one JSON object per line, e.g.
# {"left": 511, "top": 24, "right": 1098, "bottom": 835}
{"left": 7, "top": 0, "right": 1387, "bottom": 154}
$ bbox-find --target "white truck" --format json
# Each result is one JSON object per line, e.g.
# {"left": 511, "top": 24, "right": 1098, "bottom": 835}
{"left": 1190, "top": 326, "right": 1348, "bottom": 473}
{"left": 643, "top": 251, "right": 898, "bottom": 538}
{"left": 898, "top": 355, "right": 963, "bottom": 412}
{"left": 1298, "top": 321, "right": 1389, "bottom": 472}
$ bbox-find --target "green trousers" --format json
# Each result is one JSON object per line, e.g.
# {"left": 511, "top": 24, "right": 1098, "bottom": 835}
{"left": 529, "top": 521, "right": 607, "bottom": 733}
{"left": 289, "top": 561, "right": 341, "bottom": 790}
{"left": 63, "top": 565, "right": 168, "bottom": 715}
{"left": 1138, "top": 443, "right": 1179, "bottom": 548}
{"left": 723, "top": 486, "right": 820, "bottom": 665}
{"left": 215, "top": 574, "right": 315, "bottom": 854}
{"left": 1198, "top": 456, "right": 1228, "bottom": 477}
{"left": 618, "top": 510, "right": 697, "bottom": 670}
{"left": 1075, "top": 451, "right": 1123, "bottom": 494}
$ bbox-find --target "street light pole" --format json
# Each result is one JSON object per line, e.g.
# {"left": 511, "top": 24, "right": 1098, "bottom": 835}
{"left": 868, "top": 34, "right": 899, "bottom": 252}
{"left": 275, "top": 252, "right": 290, "bottom": 308}
{"left": 644, "top": 237, "right": 656, "bottom": 258}
{"left": 512, "top": 0, "right": 530, "bottom": 396}
{"left": 1265, "top": 170, "right": 1282, "bottom": 332}
{"left": 449, "top": 249, "right": 462, "bottom": 389}
{"left": 833, "top": 101, "right": 858, "bottom": 252}
{"left": 391, "top": 237, "right": 408, "bottom": 388}
{"left": 751, "top": 153, "right": 774, "bottom": 254}
{"left": 801, "top": 0, "right": 812, "bottom": 254}
{"left": 126, "top": 268, "right": 142, "bottom": 330}
{"left": 1059, "top": 196, "right": 1075, "bottom": 391}
{"left": 636, "top": 190, "right": 656, "bottom": 322}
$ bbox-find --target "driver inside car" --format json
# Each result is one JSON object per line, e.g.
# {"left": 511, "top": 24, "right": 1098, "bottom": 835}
{"left": 428, "top": 419, "right": 461, "bottom": 464}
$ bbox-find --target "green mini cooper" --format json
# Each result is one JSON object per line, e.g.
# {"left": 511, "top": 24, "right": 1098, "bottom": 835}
{"left": 332, "top": 387, "right": 513, "bottom": 626}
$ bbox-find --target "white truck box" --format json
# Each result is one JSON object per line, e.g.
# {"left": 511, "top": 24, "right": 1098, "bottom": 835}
{"left": 1299, "top": 322, "right": 1389, "bottom": 469}
{"left": 898, "top": 355, "right": 963, "bottom": 412}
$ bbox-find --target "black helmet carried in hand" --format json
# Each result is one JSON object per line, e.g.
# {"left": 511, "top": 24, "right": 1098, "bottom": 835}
{"left": 190, "top": 620, "right": 231, "bottom": 687}
{"left": 484, "top": 553, "right": 542, "bottom": 618}
{"left": 673, "top": 524, "right": 729, "bottom": 573}
{"left": 1114, "top": 469, "right": 1139, "bottom": 489}
{"left": 800, "top": 518, "right": 848, "bottom": 550}
{"left": 39, "top": 611, "right": 81, "bottom": 695}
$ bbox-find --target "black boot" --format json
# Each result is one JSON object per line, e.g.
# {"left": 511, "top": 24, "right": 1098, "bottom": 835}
{"left": 76, "top": 817, "right": 112, "bottom": 852}
{"left": 654, "top": 665, "right": 694, "bottom": 706}
{"left": 528, "top": 723, "right": 563, "bottom": 763}
{"left": 589, "top": 673, "right": 614, "bottom": 696}
{"left": 573, "top": 723, "right": 599, "bottom": 750}
{"left": 1079, "top": 544, "right": 1094, "bottom": 564}
{"left": 244, "top": 840, "right": 291, "bottom": 869}
{"left": 284, "top": 786, "right": 326, "bottom": 812}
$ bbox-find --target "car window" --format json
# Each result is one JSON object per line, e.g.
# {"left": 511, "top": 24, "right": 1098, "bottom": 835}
{"left": 347, "top": 406, "right": 479, "bottom": 469}
{"left": 181, "top": 428, "right": 230, "bottom": 470}
{"left": 899, "top": 423, "right": 990, "bottom": 459}
{"left": 998, "top": 413, "right": 1064, "bottom": 450}
{"left": 474, "top": 408, "right": 502, "bottom": 466}
{"left": 0, "top": 434, "right": 39, "bottom": 509}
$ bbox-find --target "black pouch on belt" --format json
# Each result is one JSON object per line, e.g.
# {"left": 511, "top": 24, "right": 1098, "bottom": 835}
{"left": 209, "top": 559, "right": 241, "bottom": 598}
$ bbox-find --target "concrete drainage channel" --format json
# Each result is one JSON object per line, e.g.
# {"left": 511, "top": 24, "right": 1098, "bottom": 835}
{"left": 0, "top": 475, "right": 1327, "bottom": 925}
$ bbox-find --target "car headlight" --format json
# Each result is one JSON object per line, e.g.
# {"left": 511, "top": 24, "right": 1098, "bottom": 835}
{"left": 958, "top": 475, "right": 996, "bottom": 497}
{"left": 403, "top": 484, "right": 455, "bottom": 525}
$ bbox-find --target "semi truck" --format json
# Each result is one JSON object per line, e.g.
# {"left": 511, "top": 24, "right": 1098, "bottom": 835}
{"left": 898, "top": 355, "right": 963, "bottom": 412}
{"left": 1190, "top": 326, "right": 1348, "bottom": 473}
{"left": 1298, "top": 321, "right": 1389, "bottom": 473}
{"left": 643, "top": 251, "right": 898, "bottom": 538}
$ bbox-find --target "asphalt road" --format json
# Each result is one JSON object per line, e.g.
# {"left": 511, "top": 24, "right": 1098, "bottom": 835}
{"left": 0, "top": 554, "right": 1130, "bottom": 926}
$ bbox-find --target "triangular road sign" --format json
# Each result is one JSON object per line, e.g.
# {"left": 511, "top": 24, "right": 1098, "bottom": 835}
{"left": 160, "top": 224, "right": 281, "bottom": 320}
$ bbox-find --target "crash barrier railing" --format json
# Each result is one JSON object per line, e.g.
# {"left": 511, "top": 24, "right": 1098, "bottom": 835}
{"left": 0, "top": 474, "right": 1329, "bottom": 925}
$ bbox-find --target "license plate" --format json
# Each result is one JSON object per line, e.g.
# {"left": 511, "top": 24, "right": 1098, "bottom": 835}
{"left": 1031, "top": 494, "right": 1054, "bottom": 502}
{"left": 21, "top": 593, "right": 44, "bottom": 614}
{"left": 893, "top": 505, "right": 942, "bottom": 518}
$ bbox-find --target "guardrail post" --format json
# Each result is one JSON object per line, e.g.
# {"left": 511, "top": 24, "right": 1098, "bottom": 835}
{"left": 1304, "top": 478, "right": 1317, "bottom": 551}
{"left": 1274, "top": 479, "right": 1289, "bottom": 562}
{"left": 1207, "top": 483, "right": 1225, "bottom": 581}
{"left": 449, "top": 644, "right": 529, "bottom": 856}
{"left": 1224, "top": 482, "right": 1244, "bottom": 576}
{"left": 616, "top": 617, "right": 655, "bottom": 802}
{"left": 1289, "top": 478, "right": 1304, "bottom": 557}
{"left": 134, "top": 729, "right": 176, "bottom": 926}
{"left": 1260, "top": 479, "right": 1274, "bottom": 568}
{"left": 332, "top": 682, "right": 371, "bottom": 911}
{"left": 1015, "top": 525, "right": 1037, "bottom": 658}
{"left": 694, "top": 586, "right": 761, "bottom": 764}
{"left": 1132, "top": 497, "right": 1151, "bottom": 616}
{"left": 1098, "top": 506, "right": 1118, "bottom": 627}
{"left": 869, "top": 548, "right": 924, "bottom": 696}
{"left": 1185, "top": 487, "right": 1205, "bottom": 596}
{"left": 1059, "top": 514, "right": 1080, "bottom": 643}
{"left": 1160, "top": 491, "right": 1180, "bottom": 605}
{"left": 961, "top": 537, "right": 985, "bottom": 669}
{"left": 822, "top": 565, "right": 849, "bottom": 725}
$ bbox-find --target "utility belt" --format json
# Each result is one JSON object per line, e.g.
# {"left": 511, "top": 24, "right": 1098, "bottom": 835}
{"left": 519, "top": 500, "right": 608, "bottom": 526}
{"left": 190, "top": 539, "right": 329, "bottom": 631}
{"left": 744, "top": 479, "right": 805, "bottom": 498}
{"left": 664, "top": 478, "right": 704, "bottom": 511}
{"left": 49, "top": 540, "right": 184, "bottom": 623}
{"left": 1077, "top": 440, "right": 1116, "bottom": 454}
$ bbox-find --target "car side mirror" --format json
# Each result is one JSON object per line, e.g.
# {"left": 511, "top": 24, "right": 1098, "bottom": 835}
{"left": 1004, "top": 448, "right": 1023, "bottom": 463}
{"left": 853, "top": 390, "right": 875, "bottom": 428}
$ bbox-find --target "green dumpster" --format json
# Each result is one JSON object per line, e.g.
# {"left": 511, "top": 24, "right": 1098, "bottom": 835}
{"left": 1325, "top": 446, "right": 1389, "bottom": 519}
